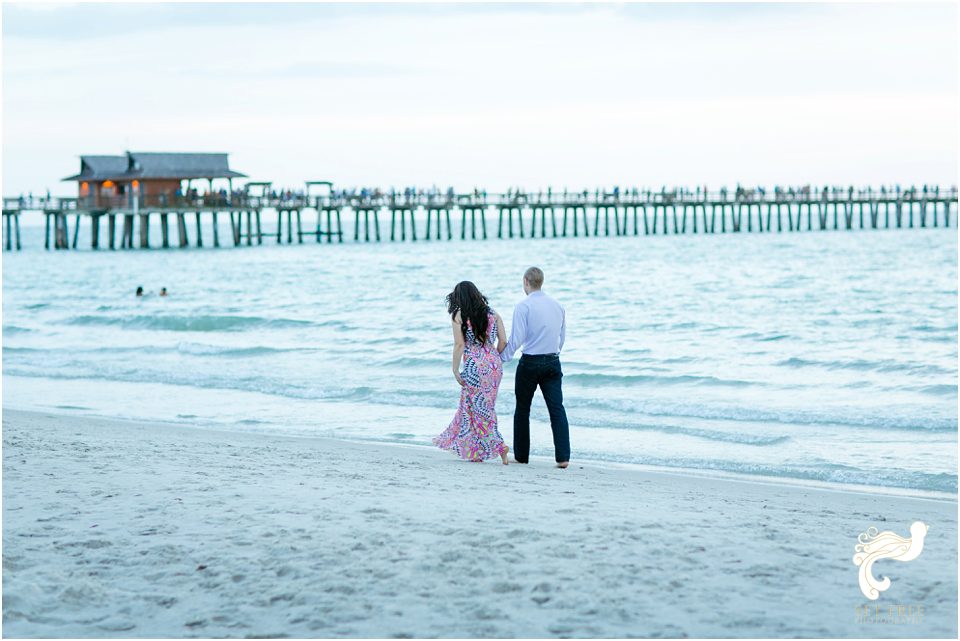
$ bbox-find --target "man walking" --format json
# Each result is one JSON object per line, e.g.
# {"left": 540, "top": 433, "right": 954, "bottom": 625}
{"left": 500, "top": 267, "right": 570, "bottom": 468}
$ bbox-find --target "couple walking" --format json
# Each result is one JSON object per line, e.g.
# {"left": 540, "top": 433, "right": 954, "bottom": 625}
{"left": 433, "top": 266, "right": 570, "bottom": 468}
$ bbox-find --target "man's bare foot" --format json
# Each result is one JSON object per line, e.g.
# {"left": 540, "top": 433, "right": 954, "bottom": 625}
{"left": 500, "top": 445, "right": 510, "bottom": 466}
{"left": 557, "top": 461, "right": 569, "bottom": 469}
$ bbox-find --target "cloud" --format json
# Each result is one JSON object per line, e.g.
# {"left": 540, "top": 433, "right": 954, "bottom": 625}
{"left": 2, "top": 1, "right": 956, "bottom": 194}
{"left": 0, "top": 1, "right": 834, "bottom": 41}
{"left": 179, "top": 59, "right": 419, "bottom": 80}
{"left": 2, "top": 1, "right": 592, "bottom": 41}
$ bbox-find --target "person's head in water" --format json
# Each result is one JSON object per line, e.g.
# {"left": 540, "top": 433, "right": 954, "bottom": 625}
{"left": 523, "top": 266, "right": 544, "bottom": 295}
{"left": 159, "top": 287, "right": 168, "bottom": 297}
{"left": 446, "top": 281, "right": 490, "bottom": 345}
{"left": 135, "top": 286, "right": 144, "bottom": 297}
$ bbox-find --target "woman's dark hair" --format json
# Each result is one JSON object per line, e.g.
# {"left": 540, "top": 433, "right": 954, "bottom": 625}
{"left": 446, "top": 281, "right": 490, "bottom": 345}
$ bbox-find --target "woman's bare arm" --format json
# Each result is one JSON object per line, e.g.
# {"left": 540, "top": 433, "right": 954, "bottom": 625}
{"left": 451, "top": 312, "right": 466, "bottom": 386}
{"left": 496, "top": 313, "right": 507, "bottom": 353}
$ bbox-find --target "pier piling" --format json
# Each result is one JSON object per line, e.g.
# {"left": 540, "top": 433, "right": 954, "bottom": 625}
{"left": 195, "top": 213, "right": 203, "bottom": 247}
{"left": 160, "top": 214, "right": 170, "bottom": 248}
{"left": 138, "top": 214, "right": 149, "bottom": 248}
{"left": 176, "top": 213, "right": 187, "bottom": 248}
{"left": 91, "top": 214, "right": 100, "bottom": 249}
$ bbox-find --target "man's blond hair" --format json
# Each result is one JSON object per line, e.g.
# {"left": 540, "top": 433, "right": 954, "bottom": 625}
{"left": 524, "top": 266, "right": 544, "bottom": 289}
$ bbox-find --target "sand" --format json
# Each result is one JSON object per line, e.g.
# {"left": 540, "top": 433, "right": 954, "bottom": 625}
{"left": 1, "top": 408, "right": 956, "bottom": 638}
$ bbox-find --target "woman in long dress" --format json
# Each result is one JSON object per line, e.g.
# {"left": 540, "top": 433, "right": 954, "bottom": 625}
{"left": 433, "top": 281, "right": 510, "bottom": 465}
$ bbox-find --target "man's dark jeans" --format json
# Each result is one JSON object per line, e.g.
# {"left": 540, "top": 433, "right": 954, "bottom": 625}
{"left": 513, "top": 353, "right": 570, "bottom": 463}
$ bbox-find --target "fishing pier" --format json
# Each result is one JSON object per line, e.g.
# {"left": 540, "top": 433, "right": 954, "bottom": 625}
{"left": 2, "top": 151, "right": 957, "bottom": 251}
{"left": 4, "top": 186, "right": 957, "bottom": 252}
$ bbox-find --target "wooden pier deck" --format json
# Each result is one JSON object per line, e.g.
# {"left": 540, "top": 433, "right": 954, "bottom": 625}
{"left": 3, "top": 186, "right": 957, "bottom": 251}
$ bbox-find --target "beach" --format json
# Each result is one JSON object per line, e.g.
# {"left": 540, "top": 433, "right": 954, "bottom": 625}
{"left": 2, "top": 408, "right": 956, "bottom": 638}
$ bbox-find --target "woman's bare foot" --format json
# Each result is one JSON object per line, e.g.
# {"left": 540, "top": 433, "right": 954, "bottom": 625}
{"left": 557, "top": 461, "right": 569, "bottom": 469}
{"left": 500, "top": 445, "right": 510, "bottom": 466}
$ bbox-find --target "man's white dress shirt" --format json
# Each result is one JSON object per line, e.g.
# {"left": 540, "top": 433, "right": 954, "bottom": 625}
{"left": 500, "top": 290, "right": 566, "bottom": 363}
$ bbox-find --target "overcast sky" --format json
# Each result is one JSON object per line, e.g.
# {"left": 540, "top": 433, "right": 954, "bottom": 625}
{"left": 2, "top": 1, "right": 957, "bottom": 195}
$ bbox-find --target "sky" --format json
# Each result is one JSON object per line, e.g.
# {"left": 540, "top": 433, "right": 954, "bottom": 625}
{"left": 2, "top": 1, "right": 958, "bottom": 196}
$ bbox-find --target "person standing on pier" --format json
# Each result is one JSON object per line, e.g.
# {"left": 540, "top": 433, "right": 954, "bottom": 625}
{"left": 499, "top": 267, "right": 570, "bottom": 469}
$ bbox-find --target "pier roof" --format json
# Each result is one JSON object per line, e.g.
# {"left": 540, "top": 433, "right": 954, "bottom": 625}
{"left": 62, "top": 155, "right": 128, "bottom": 181}
{"left": 63, "top": 151, "right": 247, "bottom": 182}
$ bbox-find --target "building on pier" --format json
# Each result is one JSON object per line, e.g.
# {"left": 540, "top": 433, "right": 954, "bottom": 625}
{"left": 62, "top": 151, "right": 247, "bottom": 209}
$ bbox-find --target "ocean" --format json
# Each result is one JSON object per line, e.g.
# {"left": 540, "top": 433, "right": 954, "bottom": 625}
{"left": 2, "top": 215, "right": 957, "bottom": 497}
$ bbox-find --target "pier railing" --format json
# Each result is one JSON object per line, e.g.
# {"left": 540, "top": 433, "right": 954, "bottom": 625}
{"left": 6, "top": 186, "right": 957, "bottom": 214}
{"left": 301, "top": 186, "right": 960, "bottom": 209}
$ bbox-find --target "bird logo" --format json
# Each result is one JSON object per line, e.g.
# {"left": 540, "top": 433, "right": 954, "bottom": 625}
{"left": 853, "top": 521, "right": 928, "bottom": 600}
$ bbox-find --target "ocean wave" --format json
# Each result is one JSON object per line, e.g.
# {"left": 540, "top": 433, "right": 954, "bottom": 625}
{"left": 912, "top": 323, "right": 958, "bottom": 333}
{"left": 564, "top": 372, "right": 758, "bottom": 388}
{"left": 380, "top": 355, "right": 445, "bottom": 368}
{"left": 739, "top": 332, "right": 790, "bottom": 342}
{"left": 4, "top": 343, "right": 313, "bottom": 358}
{"left": 778, "top": 356, "right": 956, "bottom": 377}
{"left": 62, "top": 314, "right": 315, "bottom": 332}
{"left": 564, "top": 453, "right": 958, "bottom": 495}
{"left": 566, "top": 417, "right": 792, "bottom": 446}
{"left": 575, "top": 396, "right": 958, "bottom": 432}
{"left": 908, "top": 384, "right": 958, "bottom": 397}
{"left": 174, "top": 342, "right": 313, "bottom": 357}
{"left": 2, "top": 325, "right": 34, "bottom": 335}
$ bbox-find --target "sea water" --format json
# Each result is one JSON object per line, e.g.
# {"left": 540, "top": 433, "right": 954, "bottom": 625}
{"left": 2, "top": 215, "right": 956, "bottom": 497}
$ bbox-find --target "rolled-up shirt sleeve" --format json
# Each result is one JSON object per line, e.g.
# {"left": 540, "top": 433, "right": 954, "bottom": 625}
{"left": 500, "top": 303, "right": 527, "bottom": 362}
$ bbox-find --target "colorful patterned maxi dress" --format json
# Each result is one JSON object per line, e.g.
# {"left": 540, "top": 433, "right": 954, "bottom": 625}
{"left": 433, "top": 308, "right": 508, "bottom": 461}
